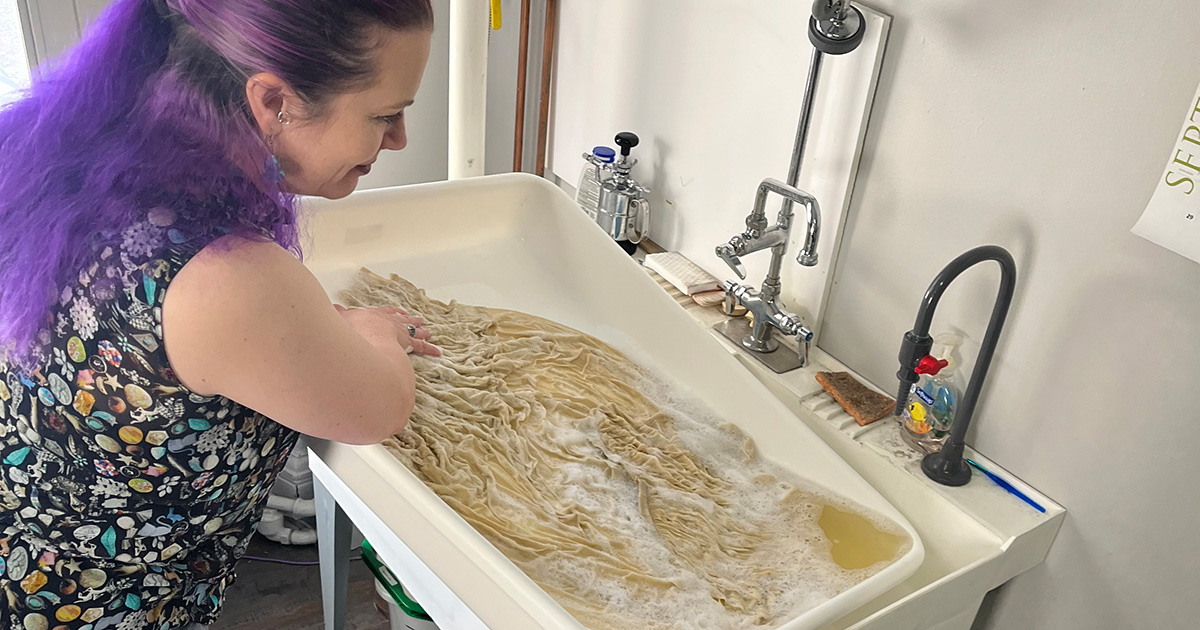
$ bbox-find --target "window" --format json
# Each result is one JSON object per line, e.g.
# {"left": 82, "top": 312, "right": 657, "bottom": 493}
{"left": 0, "top": 0, "right": 32, "bottom": 105}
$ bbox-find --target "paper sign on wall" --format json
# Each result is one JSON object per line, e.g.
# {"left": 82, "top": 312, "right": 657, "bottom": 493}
{"left": 1132, "top": 82, "right": 1200, "bottom": 263}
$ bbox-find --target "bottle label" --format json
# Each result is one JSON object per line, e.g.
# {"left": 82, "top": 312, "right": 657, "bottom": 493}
{"left": 905, "top": 401, "right": 932, "bottom": 434}
{"left": 903, "top": 384, "right": 938, "bottom": 436}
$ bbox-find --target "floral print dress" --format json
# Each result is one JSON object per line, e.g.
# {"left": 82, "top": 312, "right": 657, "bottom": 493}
{"left": 0, "top": 207, "right": 299, "bottom": 630}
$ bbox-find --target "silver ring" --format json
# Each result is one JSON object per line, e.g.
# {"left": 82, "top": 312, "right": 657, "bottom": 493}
{"left": 406, "top": 324, "right": 417, "bottom": 337}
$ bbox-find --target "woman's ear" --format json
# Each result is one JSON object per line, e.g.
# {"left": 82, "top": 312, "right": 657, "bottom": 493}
{"left": 245, "top": 72, "right": 293, "bottom": 135}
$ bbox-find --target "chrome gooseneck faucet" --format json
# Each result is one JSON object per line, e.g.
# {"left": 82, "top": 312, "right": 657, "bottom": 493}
{"left": 894, "top": 245, "right": 1017, "bottom": 486}
{"left": 713, "top": 1, "right": 867, "bottom": 373}
{"left": 716, "top": 179, "right": 821, "bottom": 368}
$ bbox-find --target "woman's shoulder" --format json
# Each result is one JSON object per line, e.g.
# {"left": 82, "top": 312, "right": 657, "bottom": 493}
{"left": 175, "top": 232, "right": 308, "bottom": 304}
{"left": 160, "top": 232, "right": 328, "bottom": 397}
{"left": 186, "top": 232, "right": 298, "bottom": 269}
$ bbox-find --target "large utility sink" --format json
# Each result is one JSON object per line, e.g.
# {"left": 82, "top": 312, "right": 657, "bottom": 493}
{"left": 302, "top": 174, "right": 1062, "bottom": 630}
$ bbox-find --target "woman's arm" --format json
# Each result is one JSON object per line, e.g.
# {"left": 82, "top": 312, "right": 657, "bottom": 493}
{"left": 162, "top": 235, "right": 421, "bottom": 444}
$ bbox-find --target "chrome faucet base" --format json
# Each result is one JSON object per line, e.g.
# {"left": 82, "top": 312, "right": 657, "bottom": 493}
{"left": 713, "top": 318, "right": 807, "bottom": 374}
{"left": 741, "top": 331, "right": 780, "bottom": 354}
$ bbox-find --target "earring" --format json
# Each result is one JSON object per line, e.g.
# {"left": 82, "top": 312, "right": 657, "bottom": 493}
{"left": 277, "top": 110, "right": 291, "bottom": 126}
{"left": 265, "top": 134, "right": 285, "bottom": 184}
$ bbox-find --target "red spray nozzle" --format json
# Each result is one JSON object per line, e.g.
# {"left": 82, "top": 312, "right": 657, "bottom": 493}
{"left": 915, "top": 355, "right": 949, "bottom": 376}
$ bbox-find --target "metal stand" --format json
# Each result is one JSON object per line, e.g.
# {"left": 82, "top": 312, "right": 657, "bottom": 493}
{"left": 714, "top": 317, "right": 806, "bottom": 374}
{"left": 315, "top": 476, "right": 351, "bottom": 630}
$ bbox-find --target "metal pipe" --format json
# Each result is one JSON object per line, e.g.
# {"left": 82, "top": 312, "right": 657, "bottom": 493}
{"left": 911, "top": 247, "right": 1015, "bottom": 337}
{"left": 776, "top": 49, "right": 824, "bottom": 250}
{"left": 833, "top": 0, "right": 855, "bottom": 20}
{"left": 535, "top": 0, "right": 559, "bottom": 177}
{"left": 712, "top": 2, "right": 860, "bottom": 374}
{"left": 512, "top": 0, "right": 532, "bottom": 172}
{"left": 449, "top": 0, "right": 490, "bottom": 179}
{"left": 814, "top": 0, "right": 857, "bottom": 24}
{"left": 786, "top": 48, "right": 824, "bottom": 192}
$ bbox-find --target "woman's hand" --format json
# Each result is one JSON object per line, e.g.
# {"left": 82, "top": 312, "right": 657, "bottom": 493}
{"left": 334, "top": 304, "right": 442, "bottom": 357}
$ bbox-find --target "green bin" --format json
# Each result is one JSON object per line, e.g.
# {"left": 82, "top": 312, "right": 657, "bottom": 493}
{"left": 361, "top": 539, "right": 440, "bottom": 630}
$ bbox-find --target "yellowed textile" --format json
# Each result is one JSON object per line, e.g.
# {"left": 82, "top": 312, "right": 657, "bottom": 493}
{"left": 341, "top": 270, "right": 906, "bottom": 630}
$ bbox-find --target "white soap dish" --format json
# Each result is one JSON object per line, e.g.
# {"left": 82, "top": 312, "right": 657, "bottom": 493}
{"left": 644, "top": 251, "right": 720, "bottom": 295}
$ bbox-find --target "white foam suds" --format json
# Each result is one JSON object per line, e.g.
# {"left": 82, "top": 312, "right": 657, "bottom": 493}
{"left": 513, "top": 355, "right": 910, "bottom": 629}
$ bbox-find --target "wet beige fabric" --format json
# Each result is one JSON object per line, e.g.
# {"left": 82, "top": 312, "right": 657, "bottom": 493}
{"left": 340, "top": 270, "right": 895, "bottom": 629}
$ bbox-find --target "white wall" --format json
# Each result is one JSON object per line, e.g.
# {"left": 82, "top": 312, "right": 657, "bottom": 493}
{"left": 819, "top": 2, "right": 1200, "bottom": 628}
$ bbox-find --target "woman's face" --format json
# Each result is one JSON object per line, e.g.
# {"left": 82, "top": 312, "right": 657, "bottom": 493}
{"left": 271, "top": 28, "right": 433, "bottom": 200}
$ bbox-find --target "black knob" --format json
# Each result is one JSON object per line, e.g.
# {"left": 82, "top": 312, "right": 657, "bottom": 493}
{"left": 614, "top": 132, "right": 639, "bottom": 157}
{"left": 808, "top": 5, "right": 866, "bottom": 55}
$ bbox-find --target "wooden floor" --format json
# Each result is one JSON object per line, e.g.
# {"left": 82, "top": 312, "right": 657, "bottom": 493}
{"left": 212, "top": 535, "right": 390, "bottom": 630}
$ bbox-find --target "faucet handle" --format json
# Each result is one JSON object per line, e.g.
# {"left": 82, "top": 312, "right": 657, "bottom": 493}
{"left": 614, "top": 131, "right": 640, "bottom": 157}
{"left": 721, "top": 281, "right": 740, "bottom": 316}
{"left": 778, "top": 313, "right": 813, "bottom": 342}
{"left": 794, "top": 322, "right": 814, "bottom": 368}
{"left": 716, "top": 244, "right": 746, "bottom": 279}
{"left": 782, "top": 314, "right": 820, "bottom": 369}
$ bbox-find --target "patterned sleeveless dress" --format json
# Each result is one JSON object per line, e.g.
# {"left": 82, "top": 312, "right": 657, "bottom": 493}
{"left": 0, "top": 207, "right": 299, "bottom": 630}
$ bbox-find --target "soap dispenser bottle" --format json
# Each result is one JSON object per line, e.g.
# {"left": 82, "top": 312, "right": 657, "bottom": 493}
{"left": 900, "top": 332, "right": 963, "bottom": 454}
{"left": 576, "top": 145, "right": 616, "bottom": 220}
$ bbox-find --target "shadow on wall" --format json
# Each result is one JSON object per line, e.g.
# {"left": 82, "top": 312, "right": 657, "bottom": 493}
{"left": 973, "top": 255, "right": 1200, "bottom": 628}
{"left": 970, "top": 517, "right": 1127, "bottom": 630}
{"left": 650, "top": 135, "right": 684, "bottom": 245}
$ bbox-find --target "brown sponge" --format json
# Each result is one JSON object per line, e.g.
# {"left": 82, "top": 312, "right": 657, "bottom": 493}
{"left": 814, "top": 371, "right": 895, "bottom": 426}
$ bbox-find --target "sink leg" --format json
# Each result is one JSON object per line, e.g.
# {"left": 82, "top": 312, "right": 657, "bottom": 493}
{"left": 315, "top": 476, "right": 351, "bottom": 630}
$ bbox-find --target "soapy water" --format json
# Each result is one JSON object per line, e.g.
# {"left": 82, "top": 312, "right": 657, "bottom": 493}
{"left": 344, "top": 271, "right": 910, "bottom": 630}
{"left": 525, "top": 365, "right": 911, "bottom": 629}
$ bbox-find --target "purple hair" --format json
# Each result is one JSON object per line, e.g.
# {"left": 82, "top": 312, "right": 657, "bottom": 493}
{"left": 0, "top": 0, "right": 433, "bottom": 363}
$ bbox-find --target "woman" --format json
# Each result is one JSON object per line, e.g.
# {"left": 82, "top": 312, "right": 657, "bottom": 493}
{"left": 0, "top": 0, "right": 439, "bottom": 627}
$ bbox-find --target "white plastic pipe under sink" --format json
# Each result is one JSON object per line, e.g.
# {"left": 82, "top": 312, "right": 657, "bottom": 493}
{"left": 447, "top": 0, "right": 488, "bottom": 179}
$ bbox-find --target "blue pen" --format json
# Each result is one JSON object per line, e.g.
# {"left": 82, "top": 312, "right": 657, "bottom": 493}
{"left": 965, "top": 458, "right": 1046, "bottom": 513}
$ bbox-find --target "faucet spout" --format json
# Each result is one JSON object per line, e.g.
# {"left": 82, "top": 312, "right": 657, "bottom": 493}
{"left": 715, "top": 178, "right": 820, "bottom": 279}
{"left": 796, "top": 195, "right": 821, "bottom": 267}
{"left": 753, "top": 178, "right": 821, "bottom": 268}
{"left": 895, "top": 245, "right": 1017, "bottom": 486}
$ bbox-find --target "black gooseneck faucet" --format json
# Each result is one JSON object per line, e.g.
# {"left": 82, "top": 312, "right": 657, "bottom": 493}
{"left": 894, "top": 245, "right": 1017, "bottom": 486}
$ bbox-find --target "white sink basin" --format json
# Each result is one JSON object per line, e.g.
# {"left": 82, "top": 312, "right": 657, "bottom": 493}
{"left": 302, "top": 173, "right": 924, "bottom": 630}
